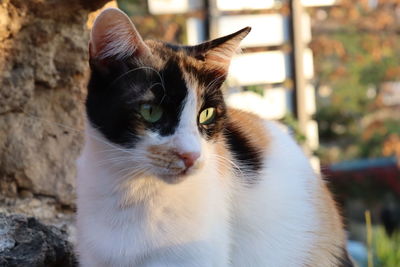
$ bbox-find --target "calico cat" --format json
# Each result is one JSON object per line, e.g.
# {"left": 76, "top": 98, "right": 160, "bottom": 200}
{"left": 76, "top": 7, "right": 353, "bottom": 267}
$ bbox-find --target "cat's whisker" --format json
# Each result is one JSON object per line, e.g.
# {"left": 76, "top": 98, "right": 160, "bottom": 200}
{"left": 94, "top": 148, "right": 127, "bottom": 156}
{"left": 85, "top": 133, "right": 139, "bottom": 157}
{"left": 117, "top": 168, "right": 140, "bottom": 180}
{"left": 213, "top": 158, "right": 235, "bottom": 171}
{"left": 210, "top": 153, "right": 245, "bottom": 177}
{"left": 117, "top": 166, "right": 150, "bottom": 181}
{"left": 205, "top": 74, "right": 226, "bottom": 91}
{"left": 108, "top": 66, "right": 167, "bottom": 104}
{"left": 97, "top": 153, "right": 149, "bottom": 169}
{"left": 215, "top": 167, "right": 228, "bottom": 178}
{"left": 211, "top": 159, "right": 232, "bottom": 174}
{"left": 206, "top": 155, "right": 236, "bottom": 175}
{"left": 116, "top": 162, "right": 149, "bottom": 174}
{"left": 108, "top": 167, "right": 151, "bottom": 195}
{"left": 93, "top": 148, "right": 143, "bottom": 159}
{"left": 95, "top": 156, "right": 133, "bottom": 167}
{"left": 107, "top": 66, "right": 165, "bottom": 90}
{"left": 204, "top": 74, "right": 223, "bottom": 88}
{"left": 215, "top": 159, "right": 243, "bottom": 178}
{"left": 151, "top": 82, "right": 166, "bottom": 104}
{"left": 94, "top": 147, "right": 133, "bottom": 156}
{"left": 125, "top": 81, "right": 166, "bottom": 106}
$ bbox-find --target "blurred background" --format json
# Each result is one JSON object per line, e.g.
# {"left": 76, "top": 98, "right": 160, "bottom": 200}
{"left": 0, "top": 0, "right": 399, "bottom": 266}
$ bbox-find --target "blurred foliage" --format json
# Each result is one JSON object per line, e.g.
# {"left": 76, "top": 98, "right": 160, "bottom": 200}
{"left": 359, "top": 120, "right": 400, "bottom": 159}
{"left": 117, "top": 0, "right": 147, "bottom": 15}
{"left": 310, "top": 0, "right": 400, "bottom": 164}
{"left": 280, "top": 113, "right": 306, "bottom": 144}
{"left": 117, "top": 0, "right": 187, "bottom": 43}
{"left": 244, "top": 85, "right": 265, "bottom": 97}
{"left": 373, "top": 227, "right": 400, "bottom": 267}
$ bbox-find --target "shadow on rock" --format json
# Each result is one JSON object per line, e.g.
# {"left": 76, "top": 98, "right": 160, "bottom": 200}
{"left": 0, "top": 213, "right": 76, "bottom": 267}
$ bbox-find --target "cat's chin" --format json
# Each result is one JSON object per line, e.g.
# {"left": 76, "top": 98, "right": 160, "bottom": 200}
{"left": 157, "top": 174, "right": 187, "bottom": 184}
{"left": 157, "top": 168, "right": 198, "bottom": 184}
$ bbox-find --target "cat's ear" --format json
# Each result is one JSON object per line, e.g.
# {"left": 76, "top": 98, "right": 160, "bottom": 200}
{"left": 189, "top": 27, "right": 251, "bottom": 73}
{"left": 89, "top": 8, "right": 150, "bottom": 60}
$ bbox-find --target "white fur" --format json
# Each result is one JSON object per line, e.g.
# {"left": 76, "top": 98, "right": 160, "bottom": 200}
{"left": 76, "top": 126, "right": 231, "bottom": 266}
{"left": 76, "top": 93, "right": 328, "bottom": 266}
{"left": 230, "top": 121, "right": 320, "bottom": 266}
{"left": 172, "top": 85, "right": 202, "bottom": 158}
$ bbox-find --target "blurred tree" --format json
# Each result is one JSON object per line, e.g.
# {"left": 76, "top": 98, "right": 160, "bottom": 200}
{"left": 117, "top": 0, "right": 148, "bottom": 15}
{"left": 310, "top": 0, "right": 400, "bottom": 164}
{"left": 117, "top": 0, "right": 188, "bottom": 43}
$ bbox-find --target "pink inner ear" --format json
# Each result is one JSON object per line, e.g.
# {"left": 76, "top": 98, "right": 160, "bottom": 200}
{"left": 89, "top": 8, "right": 149, "bottom": 60}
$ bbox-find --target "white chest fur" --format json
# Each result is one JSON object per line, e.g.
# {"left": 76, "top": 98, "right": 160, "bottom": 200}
{"left": 76, "top": 128, "right": 232, "bottom": 267}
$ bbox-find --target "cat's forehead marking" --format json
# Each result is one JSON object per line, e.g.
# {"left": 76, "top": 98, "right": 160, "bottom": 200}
{"left": 179, "top": 61, "right": 203, "bottom": 103}
{"left": 145, "top": 42, "right": 206, "bottom": 107}
{"left": 145, "top": 42, "right": 201, "bottom": 86}
{"left": 180, "top": 57, "right": 226, "bottom": 102}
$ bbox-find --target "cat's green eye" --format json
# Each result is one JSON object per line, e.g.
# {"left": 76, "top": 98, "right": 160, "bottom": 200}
{"left": 199, "top": 107, "right": 216, "bottom": 125}
{"left": 139, "top": 104, "right": 163, "bottom": 123}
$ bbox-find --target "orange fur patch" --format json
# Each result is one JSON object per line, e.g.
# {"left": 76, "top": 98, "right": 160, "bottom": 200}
{"left": 226, "top": 108, "right": 269, "bottom": 154}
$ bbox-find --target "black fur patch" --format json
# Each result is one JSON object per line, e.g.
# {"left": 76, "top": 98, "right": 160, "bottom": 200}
{"left": 86, "top": 57, "right": 187, "bottom": 148}
{"left": 223, "top": 122, "right": 263, "bottom": 177}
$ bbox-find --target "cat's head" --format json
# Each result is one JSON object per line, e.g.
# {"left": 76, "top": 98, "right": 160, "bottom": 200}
{"left": 86, "top": 8, "right": 250, "bottom": 183}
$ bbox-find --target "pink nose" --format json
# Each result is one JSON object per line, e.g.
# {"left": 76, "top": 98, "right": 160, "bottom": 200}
{"left": 177, "top": 152, "right": 200, "bottom": 168}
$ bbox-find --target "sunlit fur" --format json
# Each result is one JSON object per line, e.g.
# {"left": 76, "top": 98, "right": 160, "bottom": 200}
{"left": 76, "top": 8, "right": 352, "bottom": 267}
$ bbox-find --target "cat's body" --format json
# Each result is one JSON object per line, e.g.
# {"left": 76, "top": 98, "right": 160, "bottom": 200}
{"left": 76, "top": 8, "right": 353, "bottom": 267}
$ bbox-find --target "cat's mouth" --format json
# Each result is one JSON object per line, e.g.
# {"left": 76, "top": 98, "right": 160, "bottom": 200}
{"left": 148, "top": 157, "right": 201, "bottom": 183}
{"left": 150, "top": 167, "right": 192, "bottom": 184}
{"left": 163, "top": 165, "right": 187, "bottom": 176}
{"left": 145, "top": 148, "right": 203, "bottom": 183}
{"left": 158, "top": 171, "right": 189, "bottom": 184}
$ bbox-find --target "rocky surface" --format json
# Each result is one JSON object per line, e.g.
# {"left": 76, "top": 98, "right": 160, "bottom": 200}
{"left": 0, "top": 1, "right": 120, "bottom": 265}
{"left": 0, "top": 0, "right": 111, "bottom": 206}
{"left": 0, "top": 196, "right": 76, "bottom": 244}
{"left": 0, "top": 213, "right": 76, "bottom": 266}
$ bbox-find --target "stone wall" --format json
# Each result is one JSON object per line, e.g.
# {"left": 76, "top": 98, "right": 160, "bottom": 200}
{"left": 0, "top": 0, "right": 111, "bottom": 206}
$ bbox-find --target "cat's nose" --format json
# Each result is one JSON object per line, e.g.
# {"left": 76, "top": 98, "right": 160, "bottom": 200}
{"left": 177, "top": 152, "right": 200, "bottom": 168}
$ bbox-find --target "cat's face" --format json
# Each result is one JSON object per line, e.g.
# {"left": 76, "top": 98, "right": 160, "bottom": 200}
{"left": 86, "top": 8, "right": 249, "bottom": 182}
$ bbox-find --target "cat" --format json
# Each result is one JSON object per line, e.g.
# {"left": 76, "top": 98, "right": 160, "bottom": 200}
{"left": 76, "top": 7, "right": 353, "bottom": 267}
